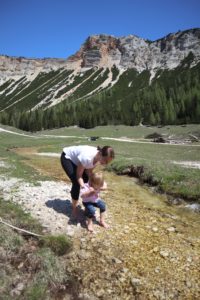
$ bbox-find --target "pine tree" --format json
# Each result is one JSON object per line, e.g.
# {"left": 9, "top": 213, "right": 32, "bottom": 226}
{"left": 0, "top": 111, "right": 9, "bottom": 125}
{"left": 35, "top": 110, "right": 43, "bottom": 131}
{"left": 195, "top": 101, "right": 200, "bottom": 122}
{"left": 19, "top": 112, "right": 29, "bottom": 131}
{"left": 149, "top": 111, "right": 156, "bottom": 125}
{"left": 155, "top": 112, "right": 161, "bottom": 124}
{"left": 168, "top": 99, "right": 176, "bottom": 124}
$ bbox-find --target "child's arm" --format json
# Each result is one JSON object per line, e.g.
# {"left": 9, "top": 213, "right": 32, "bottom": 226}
{"left": 80, "top": 186, "right": 97, "bottom": 198}
{"left": 100, "top": 181, "right": 107, "bottom": 191}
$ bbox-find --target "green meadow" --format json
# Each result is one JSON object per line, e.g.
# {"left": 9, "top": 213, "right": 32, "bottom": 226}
{"left": 0, "top": 123, "right": 200, "bottom": 201}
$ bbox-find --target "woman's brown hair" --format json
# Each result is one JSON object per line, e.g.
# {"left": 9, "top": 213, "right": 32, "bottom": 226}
{"left": 97, "top": 146, "right": 115, "bottom": 159}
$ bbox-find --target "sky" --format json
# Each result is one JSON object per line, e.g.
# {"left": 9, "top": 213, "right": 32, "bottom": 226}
{"left": 0, "top": 0, "right": 200, "bottom": 59}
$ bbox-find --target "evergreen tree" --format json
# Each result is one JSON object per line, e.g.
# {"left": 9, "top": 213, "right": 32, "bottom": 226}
{"left": 155, "top": 112, "right": 161, "bottom": 124}
{"left": 168, "top": 99, "right": 176, "bottom": 124}
{"left": 19, "top": 112, "right": 29, "bottom": 131}
{"left": 149, "top": 111, "right": 156, "bottom": 125}
{"left": 0, "top": 111, "right": 9, "bottom": 125}
{"left": 35, "top": 110, "right": 43, "bottom": 131}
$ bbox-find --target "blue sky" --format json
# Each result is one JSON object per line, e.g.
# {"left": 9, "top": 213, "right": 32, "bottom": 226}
{"left": 0, "top": 0, "right": 200, "bottom": 59}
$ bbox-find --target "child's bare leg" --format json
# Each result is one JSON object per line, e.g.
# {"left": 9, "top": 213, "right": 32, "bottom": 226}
{"left": 99, "top": 212, "right": 109, "bottom": 228}
{"left": 86, "top": 218, "right": 94, "bottom": 232}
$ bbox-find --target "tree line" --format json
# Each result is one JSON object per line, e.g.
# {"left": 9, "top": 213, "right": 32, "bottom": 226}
{"left": 0, "top": 62, "right": 199, "bottom": 131}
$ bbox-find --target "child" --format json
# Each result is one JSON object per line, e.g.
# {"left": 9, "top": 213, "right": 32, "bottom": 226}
{"left": 80, "top": 172, "right": 109, "bottom": 232}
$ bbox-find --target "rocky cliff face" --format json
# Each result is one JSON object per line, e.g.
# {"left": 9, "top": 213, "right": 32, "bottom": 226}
{"left": 0, "top": 28, "right": 200, "bottom": 84}
{"left": 0, "top": 56, "right": 78, "bottom": 85}
{"left": 70, "top": 28, "right": 200, "bottom": 71}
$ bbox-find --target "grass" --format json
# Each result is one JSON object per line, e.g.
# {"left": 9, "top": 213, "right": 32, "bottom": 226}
{"left": 108, "top": 158, "right": 200, "bottom": 200}
{"left": 38, "top": 123, "right": 200, "bottom": 139}
{"left": 0, "top": 197, "right": 73, "bottom": 299}
{"left": 39, "top": 235, "right": 72, "bottom": 256}
{"left": 0, "top": 198, "right": 43, "bottom": 234}
{"left": 23, "top": 284, "right": 47, "bottom": 300}
{"left": 33, "top": 124, "right": 200, "bottom": 201}
{"left": 0, "top": 129, "right": 75, "bottom": 298}
{"left": 1, "top": 123, "right": 200, "bottom": 200}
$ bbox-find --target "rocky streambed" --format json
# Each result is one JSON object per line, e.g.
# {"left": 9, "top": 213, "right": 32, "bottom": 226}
{"left": 0, "top": 164, "right": 200, "bottom": 299}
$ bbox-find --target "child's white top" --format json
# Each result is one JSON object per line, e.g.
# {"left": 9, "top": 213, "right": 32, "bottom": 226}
{"left": 63, "top": 145, "right": 98, "bottom": 169}
{"left": 80, "top": 183, "right": 100, "bottom": 203}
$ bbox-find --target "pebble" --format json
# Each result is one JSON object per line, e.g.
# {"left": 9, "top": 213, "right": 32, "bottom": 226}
{"left": 185, "top": 280, "right": 192, "bottom": 288}
{"left": 112, "top": 257, "right": 122, "bottom": 264}
{"left": 10, "top": 282, "right": 25, "bottom": 296}
{"left": 96, "top": 289, "right": 105, "bottom": 297}
{"left": 121, "top": 267, "right": 129, "bottom": 273}
{"left": 187, "top": 257, "right": 193, "bottom": 264}
{"left": 152, "top": 247, "right": 159, "bottom": 253}
{"left": 152, "top": 227, "right": 158, "bottom": 232}
{"left": 131, "top": 277, "right": 141, "bottom": 287}
{"left": 167, "top": 226, "right": 176, "bottom": 232}
{"left": 160, "top": 250, "right": 169, "bottom": 258}
{"left": 154, "top": 267, "right": 160, "bottom": 273}
{"left": 130, "top": 240, "right": 138, "bottom": 245}
{"left": 78, "top": 250, "right": 91, "bottom": 260}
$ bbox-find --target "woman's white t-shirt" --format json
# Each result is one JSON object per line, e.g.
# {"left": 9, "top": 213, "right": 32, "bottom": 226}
{"left": 63, "top": 145, "right": 98, "bottom": 169}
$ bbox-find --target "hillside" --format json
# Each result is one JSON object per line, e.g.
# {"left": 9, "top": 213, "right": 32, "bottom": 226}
{"left": 0, "top": 28, "right": 200, "bottom": 130}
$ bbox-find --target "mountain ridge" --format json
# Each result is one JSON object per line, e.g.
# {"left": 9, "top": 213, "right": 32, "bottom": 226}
{"left": 0, "top": 28, "right": 200, "bottom": 130}
{"left": 1, "top": 28, "right": 200, "bottom": 82}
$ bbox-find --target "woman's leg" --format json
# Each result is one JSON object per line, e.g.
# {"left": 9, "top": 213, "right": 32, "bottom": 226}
{"left": 70, "top": 170, "right": 88, "bottom": 216}
{"left": 60, "top": 153, "right": 80, "bottom": 217}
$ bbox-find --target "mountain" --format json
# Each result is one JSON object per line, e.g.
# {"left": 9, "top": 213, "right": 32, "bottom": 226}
{"left": 0, "top": 28, "right": 200, "bottom": 130}
{"left": 69, "top": 29, "right": 200, "bottom": 71}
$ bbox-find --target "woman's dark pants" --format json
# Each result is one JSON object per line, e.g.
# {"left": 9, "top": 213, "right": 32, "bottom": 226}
{"left": 60, "top": 152, "right": 88, "bottom": 201}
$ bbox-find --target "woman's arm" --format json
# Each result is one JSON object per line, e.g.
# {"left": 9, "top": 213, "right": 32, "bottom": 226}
{"left": 76, "top": 163, "right": 85, "bottom": 188}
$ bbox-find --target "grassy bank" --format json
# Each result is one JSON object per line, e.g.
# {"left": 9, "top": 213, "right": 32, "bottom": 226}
{"left": 107, "top": 158, "right": 200, "bottom": 201}
{"left": 39, "top": 124, "right": 200, "bottom": 201}
{"left": 0, "top": 198, "right": 74, "bottom": 299}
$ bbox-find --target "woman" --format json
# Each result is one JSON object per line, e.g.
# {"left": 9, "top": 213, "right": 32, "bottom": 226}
{"left": 60, "top": 145, "right": 115, "bottom": 218}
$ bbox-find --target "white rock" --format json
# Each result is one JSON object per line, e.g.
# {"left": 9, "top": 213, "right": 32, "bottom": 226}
{"left": 167, "top": 227, "right": 176, "bottom": 232}
{"left": 160, "top": 250, "right": 169, "bottom": 258}
{"left": 131, "top": 278, "right": 141, "bottom": 286}
{"left": 152, "top": 227, "right": 158, "bottom": 232}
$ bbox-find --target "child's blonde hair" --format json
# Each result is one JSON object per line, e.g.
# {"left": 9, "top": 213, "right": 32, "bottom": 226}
{"left": 90, "top": 172, "right": 104, "bottom": 189}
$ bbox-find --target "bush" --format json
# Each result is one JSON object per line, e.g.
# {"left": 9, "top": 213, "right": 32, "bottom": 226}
{"left": 145, "top": 132, "right": 163, "bottom": 139}
{"left": 39, "top": 235, "right": 72, "bottom": 256}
